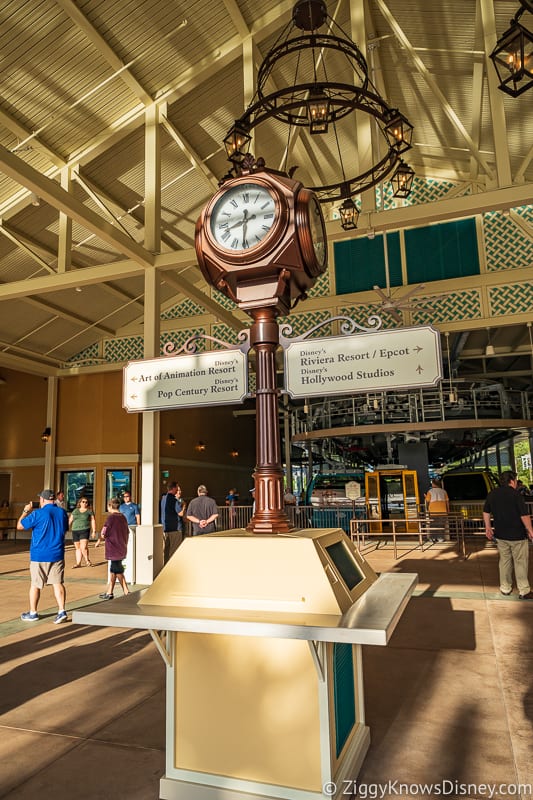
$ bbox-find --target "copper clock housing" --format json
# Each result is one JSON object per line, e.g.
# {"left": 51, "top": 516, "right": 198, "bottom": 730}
{"left": 195, "top": 169, "right": 329, "bottom": 315}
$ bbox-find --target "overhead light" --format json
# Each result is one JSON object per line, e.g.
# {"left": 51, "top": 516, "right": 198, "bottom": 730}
{"left": 221, "top": 0, "right": 413, "bottom": 228}
{"left": 230, "top": 448, "right": 239, "bottom": 458}
{"left": 490, "top": 4, "right": 533, "bottom": 97}
{"left": 339, "top": 197, "right": 359, "bottom": 231}
{"left": 166, "top": 433, "right": 176, "bottom": 447}
{"left": 30, "top": 193, "right": 40, "bottom": 206}
{"left": 307, "top": 87, "right": 330, "bottom": 134}
{"left": 41, "top": 427, "right": 51, "bottom": 443}
{"left": 384, "top": 109, "right": 414, "bottom": 154}
{"left": 223, "top": 122, "right": 252, "bottom": 164}
{"left": 195, "top": 441, "right": 206, "bottom": 452}
{"left": 391, "top": 160, "right": 415, "bottom": 198}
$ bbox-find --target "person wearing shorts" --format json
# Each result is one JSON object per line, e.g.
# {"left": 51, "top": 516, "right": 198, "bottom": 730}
{"left": 69, "top": 497, "right": 96, "bottom": 567}
{"left": 17, "top": 489, "right": 70, "bottom": 624}
{"left": 95, "top": 498, "right": 130, "bottom": 600}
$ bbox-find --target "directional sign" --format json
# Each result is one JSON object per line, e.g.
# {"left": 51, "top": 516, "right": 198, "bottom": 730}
{"left": 284, "top": 325, "right": 442, "bottom": 399}
{"left": 123, "top": 349, "right": 248, "bottom": 412}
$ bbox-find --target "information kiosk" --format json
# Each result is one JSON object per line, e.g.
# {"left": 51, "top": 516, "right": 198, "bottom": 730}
{"left": 74, "top": 528, "right": 416, "bottom": 800}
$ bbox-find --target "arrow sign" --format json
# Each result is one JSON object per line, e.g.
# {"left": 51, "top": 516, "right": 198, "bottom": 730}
{"left": 123, "top": 349, "right": 248, "bottom": 412}
{"left": 284, "top": 325, "right": 442, "bottom": 399}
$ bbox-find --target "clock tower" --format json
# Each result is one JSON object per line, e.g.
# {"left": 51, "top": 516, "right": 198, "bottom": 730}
{"left": 195, "top": 159, "right": 328, "bottom": 533}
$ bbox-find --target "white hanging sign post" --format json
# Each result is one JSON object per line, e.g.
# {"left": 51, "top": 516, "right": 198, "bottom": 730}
{"left": 283, "top": 324, "right": 442, "bottom": 399}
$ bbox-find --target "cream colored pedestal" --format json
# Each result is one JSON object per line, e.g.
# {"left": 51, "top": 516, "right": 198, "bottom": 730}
{"left": 74, "top": 529, "right": 416, "bottom": 800}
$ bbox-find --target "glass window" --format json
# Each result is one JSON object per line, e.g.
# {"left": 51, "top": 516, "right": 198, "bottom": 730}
{"left": 105, "top": 469, "right": 132, "bottom": 510}
{"left": 61, "top": 470, "right": 95, "bottom": 512}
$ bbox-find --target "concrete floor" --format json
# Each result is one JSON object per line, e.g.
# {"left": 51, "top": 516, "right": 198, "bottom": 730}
{"left": 1, "top": 537, "right": 532, "bottom": 799}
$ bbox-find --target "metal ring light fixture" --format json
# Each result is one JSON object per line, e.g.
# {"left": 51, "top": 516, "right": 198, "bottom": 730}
{"left": 223, "top": 0, "right": 415, "bottom": 225}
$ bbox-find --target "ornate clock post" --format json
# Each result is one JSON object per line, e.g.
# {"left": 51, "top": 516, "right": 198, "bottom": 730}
{"left": 249, "top": 306, "right": 290, "bottom": 533}
{"left": 195, "top": 158, "right": 327, "bottom": 533}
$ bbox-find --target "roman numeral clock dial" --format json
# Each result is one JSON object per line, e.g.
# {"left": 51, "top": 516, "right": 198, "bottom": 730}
{"left": 210, "top": 183, "right": 277, "bottom": 252}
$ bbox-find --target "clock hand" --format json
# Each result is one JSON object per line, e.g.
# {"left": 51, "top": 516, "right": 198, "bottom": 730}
{"left": 242, "top": 214, "right": 248, "bottom": 246}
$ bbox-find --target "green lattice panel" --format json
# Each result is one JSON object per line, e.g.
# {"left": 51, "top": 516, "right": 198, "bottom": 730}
{"left": 279, "top": 309, "right": 333, "bottom": 338}
{"left": 211, "top": 323, "right": 247, "bottom": 349}
{"left": 484, "top": 209, "right": 533, "bottom": 271}
{"left": 516, "top": 205, "right": 533, "bottom": 225}
{"left": 338, "top": 303, "right": 402, "bottom": 329}
{"left": 410, "top": 289, "right": 481, "bottom": 324}
{"left": 308, "top": 269, "right": 331, "bottom": 297}
{"left": 489, "top": 282, "right": 533, "bottom": 316}
{"left": 161, "top": 297, "right": 205, "bottom": 319}
{"left": 103, "top": 336, "right": 144, "bottom": 363}
{"left": 160, "top": 327, "right": 207, "bottom": 355}
{"left": 67, "top": 342, "right": 100, "bottom": 364}
{"left": 212, "top": 290, "right": 238, "bottom": 311}
{"left": 377, "top": 177, "right": 468, "bottom": 211}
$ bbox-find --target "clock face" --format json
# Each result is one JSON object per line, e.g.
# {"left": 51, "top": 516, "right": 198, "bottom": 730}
{"left": 210, "top": 182, "right": 277, "bottom": 252}
{"left": 309, "top": 195, "right": 326, "bottom": 267}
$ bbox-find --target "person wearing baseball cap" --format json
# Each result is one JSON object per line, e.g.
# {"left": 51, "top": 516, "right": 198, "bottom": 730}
{"left": 17, "top": 489, "right": 69, "bottom": 623}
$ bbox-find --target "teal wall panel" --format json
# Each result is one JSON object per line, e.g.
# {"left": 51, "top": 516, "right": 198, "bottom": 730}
{"left": 333, "top": 643, "right": 356, "bottom": 757}
{"left": 334, "top": 233, "right": 401, "bottom": 294}
{"left": 405, "top": 219, "right": 480, "bottom": 283}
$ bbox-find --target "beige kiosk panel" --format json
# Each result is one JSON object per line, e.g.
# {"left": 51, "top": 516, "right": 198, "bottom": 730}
{"left": 174, "top": 633, "right": 322, "bottom": 791}
{"left": 140, "top": 530, "right": 373, "bottom": 615}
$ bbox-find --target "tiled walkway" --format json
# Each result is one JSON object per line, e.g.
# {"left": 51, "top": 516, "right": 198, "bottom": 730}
{"left": 1, "top": 538, "right": 532, "bottom": 799}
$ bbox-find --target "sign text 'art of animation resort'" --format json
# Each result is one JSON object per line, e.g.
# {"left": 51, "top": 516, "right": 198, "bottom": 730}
{"left": 123, "top": 348, "right": 248, "bottom": 412}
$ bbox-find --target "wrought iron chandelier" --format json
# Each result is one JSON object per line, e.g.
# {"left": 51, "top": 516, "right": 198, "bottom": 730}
{"left": 490, "top": 0, "right": 533, "bottom": 97}
{"left": 222, "top": 0, "right": 415, "bottom": 229}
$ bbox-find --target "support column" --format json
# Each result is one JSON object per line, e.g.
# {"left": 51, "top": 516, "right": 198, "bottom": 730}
{"left": 136, "top": 104, "right": 164, "bottom": 584}
{"left": 43, "top": 377, "right": 58, "bottom": 490}
{"left": 247, "top": 308, "right": 293, "bottom": 534}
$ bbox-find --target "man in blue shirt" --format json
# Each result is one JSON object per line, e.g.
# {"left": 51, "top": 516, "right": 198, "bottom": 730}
{"left": 119, "top": 492, "right": 141, "bottom": 527}
{"left": 17, "top": 489, "right": 69, "bottom": 623}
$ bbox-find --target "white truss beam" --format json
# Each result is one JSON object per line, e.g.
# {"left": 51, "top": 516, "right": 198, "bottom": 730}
{"left": 54, "top": 0, "right": 153, "bottom": 106}
{"left": 0, "top": 144, "right": 154, "bottom": 267}
{"left": 374, "top": 0, "right": 496, "bottom": 182}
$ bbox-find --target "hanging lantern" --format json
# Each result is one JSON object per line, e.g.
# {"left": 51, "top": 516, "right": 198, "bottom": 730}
{"left": 223, "top": 122, "right": 252, "bottom": 163}
{"left": 391, "top": 161, "right": 415, "bottom": 199}
{"left": 490, "top": 16, "right": 533, "bottom": 97}
{"left": 339, "top": 197, "right": 359, "bottom": 230}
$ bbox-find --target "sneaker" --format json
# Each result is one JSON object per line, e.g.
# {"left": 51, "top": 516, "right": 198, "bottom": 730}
{"left": 519, "top": 591, "right": 533, "bottom": 600}
{"left": 500, "top": 589, "right": 512, "bottom": 596}
{"left": 54, "top": 611, "right": 68, "bottom": 624}
{"left": 21, "top": 611, "right": 39, "bottom": 622}
{"left": 98, "top": 593, "right": 114, "bottom": 600}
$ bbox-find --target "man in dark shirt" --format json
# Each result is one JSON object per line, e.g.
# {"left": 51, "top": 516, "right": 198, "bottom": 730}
{"left": 186, "top": 485, "right": 218, "bottom": 535}
{"left": 483, "top": 470, "right": 533, "bottom": 599}
{"left": 161, "top": 482, "right": 185, "bottom": 563}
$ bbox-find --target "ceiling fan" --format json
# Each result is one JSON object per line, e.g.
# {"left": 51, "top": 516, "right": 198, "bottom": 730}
{"left": 372, "top": 283, "right": 446, "bottom": 324}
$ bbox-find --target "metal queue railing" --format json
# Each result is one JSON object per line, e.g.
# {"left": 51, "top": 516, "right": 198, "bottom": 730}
{"left": 350, "top": 514, "right": 469, "bottom": 559}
